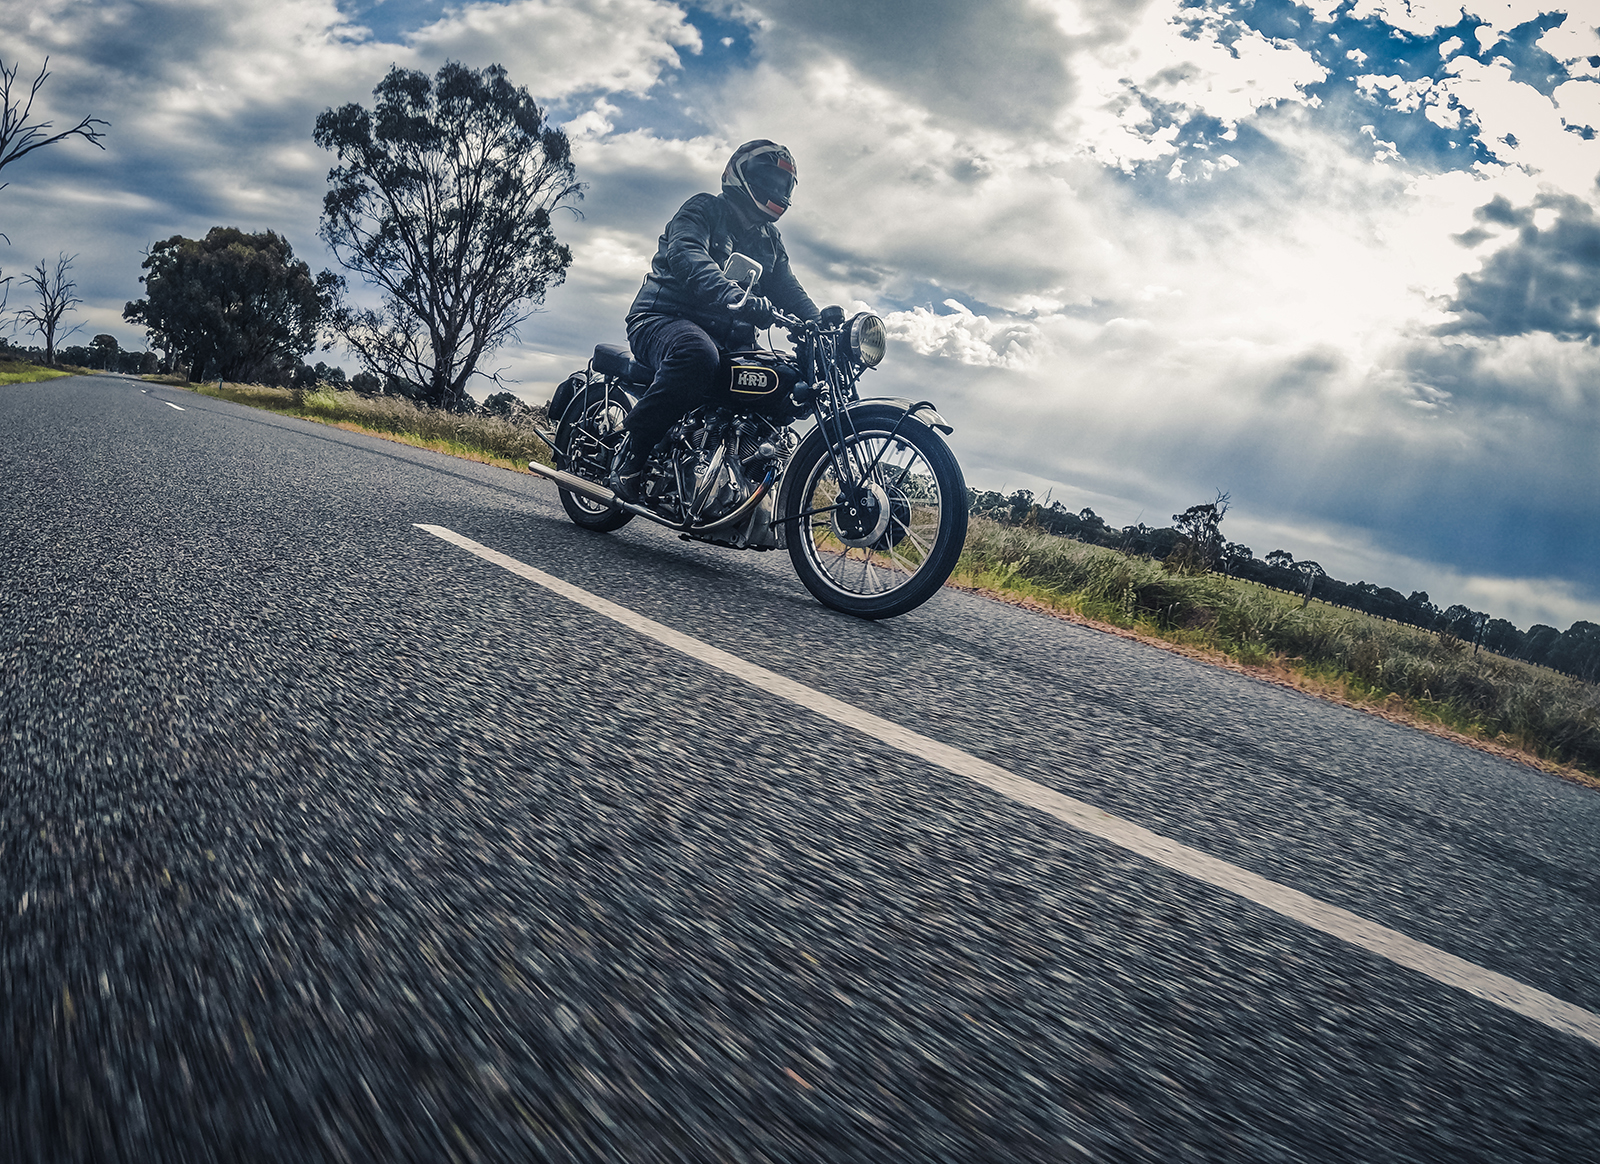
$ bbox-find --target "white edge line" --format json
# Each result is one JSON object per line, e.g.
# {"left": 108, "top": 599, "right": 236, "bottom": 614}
{"left": 415, "top": 523, "right": 1600, "bottom": 1051}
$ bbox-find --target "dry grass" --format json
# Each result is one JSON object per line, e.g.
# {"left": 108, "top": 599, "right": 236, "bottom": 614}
{"left": 187, "top": 380, "right": 556, "bottom": 469}
{"left": 954, "top": 518, "right": 1600, "bottom": 785}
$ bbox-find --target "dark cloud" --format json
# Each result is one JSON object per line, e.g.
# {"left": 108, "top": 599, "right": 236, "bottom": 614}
{"left": 1441, "top": 194, "right": 1600, "bottom": 342}
{"left": 738, "top": 0, "right": 1081, "bottom": 132}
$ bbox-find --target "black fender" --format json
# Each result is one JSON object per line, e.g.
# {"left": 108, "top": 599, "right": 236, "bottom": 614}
{"left": 854, "top": 397, "right": 954, "bottom": 434}
{"left": 773, "top": 398, "right": 956, "bottom": 547}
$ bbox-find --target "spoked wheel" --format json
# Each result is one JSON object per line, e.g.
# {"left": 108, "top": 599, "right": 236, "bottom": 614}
{"left": 785, "top": 415, "right": 967, "bottom": 619}
{"left": 553, "top": 383, "right": 634, "bottom": 532}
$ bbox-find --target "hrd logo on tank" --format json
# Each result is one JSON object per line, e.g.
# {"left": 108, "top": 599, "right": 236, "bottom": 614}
{"left": 730, "top": 365, "right": 780, "bottom": 396}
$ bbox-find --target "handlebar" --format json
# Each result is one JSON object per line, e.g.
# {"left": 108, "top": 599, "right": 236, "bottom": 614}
{"left": 724, "top": 274, "right": 813, "bottom": 336}
{"left": 726, "top": 290, "right": 809, "bottom": 334}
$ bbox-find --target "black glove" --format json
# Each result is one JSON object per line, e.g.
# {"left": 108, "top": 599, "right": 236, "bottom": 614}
{"left": 737, "top": 295, "right": 776, "bottom": 328}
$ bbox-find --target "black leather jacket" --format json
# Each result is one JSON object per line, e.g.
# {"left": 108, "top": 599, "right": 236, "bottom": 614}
{"left": 627, "top": 192, "right": 819, "bottom": 340}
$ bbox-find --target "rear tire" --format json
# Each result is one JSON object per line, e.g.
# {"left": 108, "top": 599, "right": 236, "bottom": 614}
{"left": 783, "top": 415, "right": 966, "bottom": 619}
{"left": 554, "top": 383, "right": 634, "bottom": 532}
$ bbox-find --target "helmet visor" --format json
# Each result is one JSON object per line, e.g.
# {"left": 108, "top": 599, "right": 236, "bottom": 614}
{"left": 747, "top": 163, "right": 797, "bottom": 211}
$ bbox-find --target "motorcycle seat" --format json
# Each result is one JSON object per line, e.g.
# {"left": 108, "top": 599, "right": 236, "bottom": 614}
{"left": 593, "top": 343, "right": 652, "bottom": 385}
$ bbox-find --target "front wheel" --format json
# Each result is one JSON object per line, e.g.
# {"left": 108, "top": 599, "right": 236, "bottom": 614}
{"left": 553, "top": 382, "right": 634, "bottom": 532}
{"left": 784, "top": 415, "right": 967, "bottom": 619}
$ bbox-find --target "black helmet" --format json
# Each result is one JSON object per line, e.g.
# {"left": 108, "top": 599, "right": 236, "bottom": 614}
{"left": 722, "top": 140, "right": 798, "bottom": 222}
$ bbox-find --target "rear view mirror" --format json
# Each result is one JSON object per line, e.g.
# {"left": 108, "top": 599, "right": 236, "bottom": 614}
{"left": 724, "top": 252, "right": 762, "bottom": 288}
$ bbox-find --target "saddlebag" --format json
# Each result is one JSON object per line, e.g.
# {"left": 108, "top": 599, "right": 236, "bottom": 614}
{"left": 547, "top": 371, "right": 589, "bottom": 424}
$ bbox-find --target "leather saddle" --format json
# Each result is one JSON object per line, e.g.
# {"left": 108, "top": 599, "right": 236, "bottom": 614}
{"left": 592, "top": 343, "right": 651, "bottom": 385}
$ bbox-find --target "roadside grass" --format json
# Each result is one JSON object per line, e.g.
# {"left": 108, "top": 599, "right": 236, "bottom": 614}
{"left": 184, "top": 380, "right": 556, "bottom": 470}
{"left": 953, "top": 518, "right": 1600, "bottom": 785}
{"left": 0, "top": 359, "right": 75, "bottom": 385}
{"left": 168, "top": 375, "right": 1599, "bottom": 786}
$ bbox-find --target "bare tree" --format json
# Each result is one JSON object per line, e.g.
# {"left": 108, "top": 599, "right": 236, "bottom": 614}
{"left": 0, "top": 55, "right": 108, "bottom": 214}
{"left": 14, "top": 253, "right": 80, "bottom": 364}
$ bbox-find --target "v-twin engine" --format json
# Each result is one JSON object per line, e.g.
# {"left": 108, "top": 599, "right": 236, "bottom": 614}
{"left": 644, "top": 409, "right": 793, "bottom": 533}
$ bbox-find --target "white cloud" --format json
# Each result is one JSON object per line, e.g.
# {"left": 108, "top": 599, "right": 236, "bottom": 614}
{"left": 1347, "top": 0, "right": 1556, "bottom": 39}
{"left": 410, "top": 0, "right": 702, "bottom": 98}
{"left": 886, "top": 301, "right": 1041, "bottom": 369}
{"left": 1065, "top": 2, "right": 1328, "bottom": 172}
{"left": 1435, "top": 54, "right": 1600, "bottom": 194}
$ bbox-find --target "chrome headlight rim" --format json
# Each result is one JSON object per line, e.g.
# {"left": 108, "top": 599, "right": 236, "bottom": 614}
{"left": 847, "top": 312, "right": 887, "bottom": 368}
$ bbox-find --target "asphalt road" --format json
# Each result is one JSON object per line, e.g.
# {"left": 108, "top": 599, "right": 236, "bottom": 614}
{"left": 3, "top": 374, "right": 1597, "bottom": 1163}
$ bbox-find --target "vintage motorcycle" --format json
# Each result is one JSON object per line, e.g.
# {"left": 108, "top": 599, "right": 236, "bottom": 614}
{"left": 528, "top": 255, "right": 967, "bottom": 620}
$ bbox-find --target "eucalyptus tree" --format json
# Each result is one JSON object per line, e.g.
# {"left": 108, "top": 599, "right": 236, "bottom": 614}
{"left": 123, "top": 228, "right": 332, "bottom": 381}
{"left": 315, "top": 61, "right": 581, "bottom": 411}
{"left": 1170, "top": 491, "right": 1230, "bottom": 572}
{"left": 1, "top": 52, "right": 105, "bottom": 303}
{"left": 1295, "top": 560, "right": 1325, "bottom": 607}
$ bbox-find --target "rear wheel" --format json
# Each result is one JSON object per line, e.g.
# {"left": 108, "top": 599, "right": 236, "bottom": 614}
{"left": 784, "top": 415, "right": 967, "bottom": 619}
{"left": 554, "top": 383, "right": 634, "bottom": 532}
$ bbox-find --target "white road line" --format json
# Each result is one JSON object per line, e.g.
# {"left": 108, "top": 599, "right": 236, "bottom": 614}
{"left": 163, "top": 401, "right": 185, "bottom": 411}
{"left": 416, "top": 522, "right": 1600, "bottom": 1051}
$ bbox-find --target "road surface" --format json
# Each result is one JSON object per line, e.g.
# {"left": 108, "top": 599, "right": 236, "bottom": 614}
{"left": 3, "top": 374, "right": 1596, "bottom": 1162}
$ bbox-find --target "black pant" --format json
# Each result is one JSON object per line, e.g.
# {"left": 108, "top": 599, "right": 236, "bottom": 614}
{"left": 623, "top": 315, "right": 720, "bottom": 449}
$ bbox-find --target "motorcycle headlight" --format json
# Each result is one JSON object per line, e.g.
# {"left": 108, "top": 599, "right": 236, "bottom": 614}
{"left": 848, "top": 313, "right": 887, "bottom": 368}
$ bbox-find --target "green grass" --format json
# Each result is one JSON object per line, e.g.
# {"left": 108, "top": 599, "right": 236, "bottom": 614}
{"left": 0, "top": 359, "right": 75, "bottom": 385}
{"left": 953, "top": 518, "right": 1600, "bottom": 783}
{"left": 172, "top": 376, "right": 1599, "bottom": 785}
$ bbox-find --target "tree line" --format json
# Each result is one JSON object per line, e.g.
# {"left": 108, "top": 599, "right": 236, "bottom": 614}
{"left": 5, "top": 56, "right": 575, "bottom": 418}
{"left": 117, "top": 61, "right": 577, "bottom": 411}
{"left": 969, "top": 487, "right": 1600, "bottom": 684}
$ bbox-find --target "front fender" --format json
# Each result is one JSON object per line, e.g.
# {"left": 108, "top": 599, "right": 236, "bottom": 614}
{"left": 857, "top": 397, "right": 954, "bottom": 434}
{"left": 773, "top": 398, "right": 955, "bottom": 548}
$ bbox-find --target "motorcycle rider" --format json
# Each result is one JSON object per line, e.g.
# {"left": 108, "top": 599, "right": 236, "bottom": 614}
{"left": 610, "top": 139, "right": 820, "bottom": 504}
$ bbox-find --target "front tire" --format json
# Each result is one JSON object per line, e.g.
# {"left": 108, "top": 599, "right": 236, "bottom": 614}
{"left": 783, "top": 415, "right": 967, "bottom": 619}
{"left": 554, "top": 382, "right": 634, "bottom": 532}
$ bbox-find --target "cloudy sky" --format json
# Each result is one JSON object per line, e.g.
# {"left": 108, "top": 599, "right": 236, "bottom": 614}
{"left": 4, "top": 0, "right": 1598, "bottom": 631}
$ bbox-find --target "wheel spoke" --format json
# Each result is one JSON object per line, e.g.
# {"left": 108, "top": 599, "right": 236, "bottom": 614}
{"left": 786, "top": 418, "right": 964, "bottom": 617}
{"left": 794, "top": 425, "right": 956, "bottom": 604}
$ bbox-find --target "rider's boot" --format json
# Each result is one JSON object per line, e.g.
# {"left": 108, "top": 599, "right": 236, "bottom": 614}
{"left": 609, "top": 433, "right": 646, "bottom": 506}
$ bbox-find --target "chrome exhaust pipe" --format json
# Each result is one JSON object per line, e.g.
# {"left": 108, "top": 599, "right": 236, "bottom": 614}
{"left": 689, "top": 472, "right": 775, "bottom": 534}
{"left": 525, "top": 461, "right": 675, "bottom": 525}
